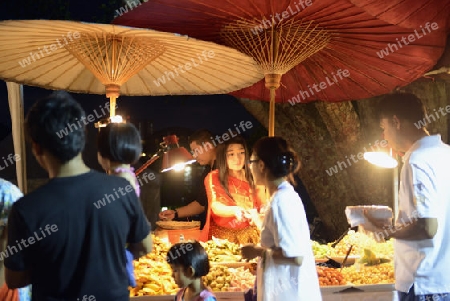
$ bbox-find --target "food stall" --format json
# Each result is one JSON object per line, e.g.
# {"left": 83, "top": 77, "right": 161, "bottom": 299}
{"left": 129, "top": 222, "right": 397, "bottom": 301}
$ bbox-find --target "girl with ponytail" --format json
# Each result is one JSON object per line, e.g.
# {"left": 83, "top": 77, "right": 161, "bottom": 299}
{"left": 241, "top": 136, "right": 321, "bottom": 301}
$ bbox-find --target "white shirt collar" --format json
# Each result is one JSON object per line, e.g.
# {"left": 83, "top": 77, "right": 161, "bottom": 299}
{"left": 402, "top": 134, "right": 442, "bottom": 163}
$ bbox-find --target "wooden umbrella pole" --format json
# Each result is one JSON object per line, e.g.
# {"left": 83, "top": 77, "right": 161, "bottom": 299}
{"left": 106, "top": 84, "right": 121, "bottom": 117}
{"left": 269, "top": 87, "right": 276, "bottom": 136}
{"left": 267, "top": 27, "right": 279, "bottom": 137}
{"left": 109, "top": 96, "right": 116, "bottom": 117}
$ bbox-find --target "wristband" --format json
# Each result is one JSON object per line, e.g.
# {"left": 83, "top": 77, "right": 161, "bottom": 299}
{"left": 174, "top": 209, "right": 179, "bottom": 220}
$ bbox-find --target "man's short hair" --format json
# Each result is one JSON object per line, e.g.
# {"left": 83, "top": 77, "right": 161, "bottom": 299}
{"left": 25, "top": 91, "right": 86, "bottom": 163}
{"left": 376, "top": 93, "right": 427, "bottom": 124}
{"left": 188, "top": 129, "right": 214, "bottom": 145}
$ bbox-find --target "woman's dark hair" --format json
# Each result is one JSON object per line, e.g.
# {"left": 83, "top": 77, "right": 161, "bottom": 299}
{"left": 97, "top": 123, "right": 142, "bottom": 164}
{"left": 215, "top": 135, "right": 254, "bottom": 198}
{"left": 376, "top": 93, "right": 427, "bottom": 125}
{"left": 252, "top": 136, "right": 300, "bottom": 184}
{"left": 25, "top": 91, "right": 86, "bottom": 163}
{"left": 166, "top": 241, "right": 210, "bottom": 277}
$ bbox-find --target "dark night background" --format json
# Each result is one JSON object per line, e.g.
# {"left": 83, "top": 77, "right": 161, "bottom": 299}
{"left": 0, "top": 0, "right": 320, "bottom": 232}
{"left": 0, "top": 0, "right": 271, "bottom": 225}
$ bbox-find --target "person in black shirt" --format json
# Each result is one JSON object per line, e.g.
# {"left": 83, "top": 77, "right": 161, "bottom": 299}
{"left": 4, "top": 91, "right": 152, "bottom": 301}
{"left": 159, "top": 129, "right": 216, "bottom": 230}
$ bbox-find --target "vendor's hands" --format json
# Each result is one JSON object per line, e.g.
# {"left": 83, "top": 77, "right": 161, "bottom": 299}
{"left": 363, "top": 209, "right": 392, "bottom": 230}
{"left": 234, "top": 208, "right": 248, "bottom": 222}
{"left": 241, "top": 244, "right": 263, "bottom": 261}
{"left": 363, "top": 209, "right": 393, "bottom": 241}
{"left": 159, "top": 210, "right": 175, "bottom": 221}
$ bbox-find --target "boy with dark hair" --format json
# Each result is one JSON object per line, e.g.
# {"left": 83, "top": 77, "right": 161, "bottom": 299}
{"left": 367, "top": 93, "right": 450, "bottom": 301}
{"left": 4, "top": 91, "right": 152, "bottom": 301}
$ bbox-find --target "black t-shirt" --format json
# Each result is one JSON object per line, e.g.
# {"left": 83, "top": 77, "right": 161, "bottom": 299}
{"left": 185, "top": 162, "right": 216, "bottom": 229}
{"left": 4, "top": 170, "right": 151, "bottom": 301}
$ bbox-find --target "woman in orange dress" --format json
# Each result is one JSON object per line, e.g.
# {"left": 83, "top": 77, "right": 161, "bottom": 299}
{"left": 204, "top": 135, "right": 263, "bottom": 244}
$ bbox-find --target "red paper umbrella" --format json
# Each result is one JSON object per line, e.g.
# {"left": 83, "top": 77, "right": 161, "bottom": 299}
{"left": 349, "top": 0, "right": 450, "bottom": 31}
{"left": 114, "top": 0, "right": 448, "bottom": 135}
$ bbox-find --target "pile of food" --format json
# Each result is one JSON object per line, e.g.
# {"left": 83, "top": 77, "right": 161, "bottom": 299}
{"left": 201, "top": 237, "right": 243, "bottom": 263}
{"left": 311, "top": 240, "right": 331, "bottom": 259}
{"left": 203, "top": 265, "right": 232, "bottom": 292}
{"left": 312, "top": 230, "right": 394, "bottom": 260}
{"left": 130, "top": 235, "right": 254, "bottom": 296}
{"left": 341, "top": 262, "right": 395, "bottom": 284}
{"left": 130, "top": 236, "right": 178, "bottom": 296}
{"left": 328, "top": 230, "right": 377, "bottom": 257}
{"left": 129, "top": 230, "right": 395, "bottom": 297}
{"left": 228, "top": 266, "right": 256, "bottom": 292}
{"left": 316, "top": 266, "right": 346, "bottom": 286}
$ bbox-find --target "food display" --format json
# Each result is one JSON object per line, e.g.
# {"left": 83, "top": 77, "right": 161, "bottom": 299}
{"left": 341, "top": 262, "right": 395, "bottom": 284}
{"left": 316, "top": 266, "right": 347, "bottom": 286}
{"left": 328, "top": 230, "right": 375, "bottom": 257}
{"left": 201, "top": 237, "right": 243, "bottom": 263}
{"left": 203, "top": 265, "right": 232, "bottom": 292}
{"left": 129, "top": 227, "right": 396, "bottom": 298}
{"left": 311, "top": 240, "right": 331, "bottom": 259}
{"left": 228, "top": 266, "right": 256, "bottom": 292}
{"left": 130, "top": 236, "right": 178, "bottom": 296}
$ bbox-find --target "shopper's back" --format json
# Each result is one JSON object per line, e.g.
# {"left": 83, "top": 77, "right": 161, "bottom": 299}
{"left": 4, "top": 91, "right": 151, "bottom": 301}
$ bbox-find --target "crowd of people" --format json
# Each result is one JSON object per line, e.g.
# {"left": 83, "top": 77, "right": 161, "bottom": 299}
{"left": 1, "top": 91, "right": 450, "bottom": 301}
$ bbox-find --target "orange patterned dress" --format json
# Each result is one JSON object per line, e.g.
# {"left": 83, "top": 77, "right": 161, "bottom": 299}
{"left": 203, "top": 170, "right": 262, "bottom": 244}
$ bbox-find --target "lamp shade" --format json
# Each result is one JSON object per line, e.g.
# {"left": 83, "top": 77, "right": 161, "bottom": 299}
{"left": 161, "top": 147, "right": 196, "bottom": 172}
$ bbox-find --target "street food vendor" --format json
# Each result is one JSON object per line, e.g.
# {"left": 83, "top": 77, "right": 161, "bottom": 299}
{"left": 159, "top": 129, "right": 217, "bottom": 241}
{"left": 205, "top": 135, "right": 262, "bottom": 244}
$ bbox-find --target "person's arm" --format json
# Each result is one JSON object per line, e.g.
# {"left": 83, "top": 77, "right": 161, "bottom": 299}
{"left": 0, "top": 225, "right": 6, "bottom": 286}
{"left": 128, "top": 231, "right": 153, "bottom": 259}
{"left": 366, "top": 161, "right": 439, "bottom": 241}
{"left": 388, "top": 217, "right": 437, "bottom": 240}
{"left": 365, "top": 212, "right": 437, "bottom": 241}
{"left": 4, "top": 206, "right": 32, "bottom": 288}
{"left": 5, "top": 269, "right": 31, "bottom": 289}
{"left": 241, "top": 245, "right": 303, "bottom": 265}
{"left": 127, "top": 191, "right": 152, "bottom": 259}
{"left": 210, "top": 201, "right": 242, "bottom": 218}
{"left": 159, "top": 201, "right": 205, "bottom": 221}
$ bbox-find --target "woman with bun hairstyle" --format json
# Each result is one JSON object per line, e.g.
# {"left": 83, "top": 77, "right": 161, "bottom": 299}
{"left": 241, "top": 136, "right": 321, "bottom": 301}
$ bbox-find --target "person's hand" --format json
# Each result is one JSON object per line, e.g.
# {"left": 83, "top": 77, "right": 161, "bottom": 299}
{"left": 159, "top": 210, "right": 175, "bottom": 221}
{"left": 243, "top": 209, "right": 260, "bottom": 226}
{"left": 363, "top": 209, "right": 393, "bottom": 241}
{"left": 363, "top": 209, "right": 392, "bottom": 231}
{"left": 241, "top": 244, "right": 263, "bottom": 261}
{"left": 234, "top": 208, "right": 246, "bottom": 222}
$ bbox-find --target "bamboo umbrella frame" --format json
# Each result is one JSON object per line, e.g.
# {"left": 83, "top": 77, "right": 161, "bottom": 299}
{"left": 221, "top": 18, "right": 331, "bottom": 136}
{"left": 64, "top": 32, "right": 166, "bottom": 117}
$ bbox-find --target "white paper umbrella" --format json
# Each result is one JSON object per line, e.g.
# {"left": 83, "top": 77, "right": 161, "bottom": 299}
{"left": 0, "top": 20, "right": 264, "bottom": 116}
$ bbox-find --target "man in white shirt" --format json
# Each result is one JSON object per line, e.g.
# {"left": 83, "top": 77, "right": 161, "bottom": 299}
{"left": 367, "top": 93, "right": 450, "bottom": 301}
